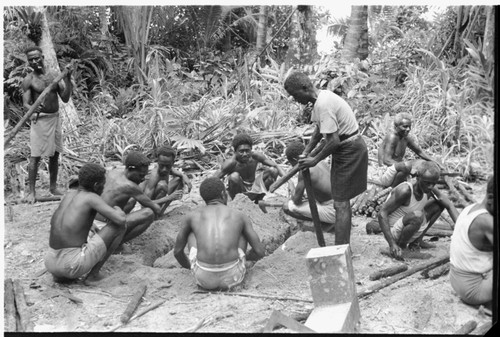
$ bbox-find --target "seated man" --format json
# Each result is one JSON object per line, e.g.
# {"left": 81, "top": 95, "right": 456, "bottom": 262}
{"left": 44, "top": 163, "right": 128, "bottom": 281}
{"left": 281, "top": 141, "right": 335, "bottom": 227}
{"left": 174, "top": 177, "right": 265, "bottom": 290}
{"left": 214, "top": 133, "right": 285, "bottom": 203}
{"left": 86, "top": 151, "right": 178, "bottom": 281}
{"left": 449, "top": 176, "right": 493, "bottom": 309}
{"left": 371, "top": 161, "right": 459, "bottom": 260}
{"left": 378, "top": 112, "right": 443, "bottom": 187}
{"left": 128, "top": 145, "right": 189, "bottom": 211}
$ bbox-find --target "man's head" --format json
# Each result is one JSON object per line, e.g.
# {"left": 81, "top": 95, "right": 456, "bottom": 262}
{"left": 485, "top": 175, "right": 494, "bottom": 215}
{"left": 284, "top": 72, "right": 316, "bottom": 105}
{"left": 199, "top": 177, "right": 227, "bottom": 204}
{"left": 232, "top": 133, "right": 253, "bottom": 163}
{"left": 124, "top": 151, "right": 151, "bottom": 184}
{"left": 156, "top": 145, "right": 176, "bottom": 178}
{"left": 393, "top": 112, "right": 412, "bottom": 138}
{"left": 285, "top": 141, "right": 305, "bottom": 166}
{"left": 25, "top": 46, "right": 44, "bottom": 72}
{"left": 415, "top": 161, "right": 440, "bottom": 193}
{"left": 79, "top": 163, "right": 106, "bottom": 195}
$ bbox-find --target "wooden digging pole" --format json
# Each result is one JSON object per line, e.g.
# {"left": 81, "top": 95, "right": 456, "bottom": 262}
{"left": 301, "top": 167, "right": 325, "bottom": 247}
{"left": 4, "top": 62, "right": 74, "bottom": 147}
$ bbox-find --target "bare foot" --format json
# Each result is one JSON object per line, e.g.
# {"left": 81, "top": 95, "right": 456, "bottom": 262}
{"left": 50, "top": 188, "right": 64, "bottom": 196}
{"left": 409, "top": 240, "right": 436, "bottom": 250}
{"left": 25, "top": 193, "right": 36, "bottom": 204}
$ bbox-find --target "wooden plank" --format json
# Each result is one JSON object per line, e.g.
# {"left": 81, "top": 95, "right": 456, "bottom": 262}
{"left": 369, "top": 264, "right": 408, "bottom": 281}
{"left": 13, "top": 280, "right": 34, "bottom": 332}
{"left": 4, "top": 278, "right": 17, "bottom": 332}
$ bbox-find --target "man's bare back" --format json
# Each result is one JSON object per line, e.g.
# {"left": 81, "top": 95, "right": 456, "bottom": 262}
{"left": 307, "top": 162, "right": 332, "bottom": 203}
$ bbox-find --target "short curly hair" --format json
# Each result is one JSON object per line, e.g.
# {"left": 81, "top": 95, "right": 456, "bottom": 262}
{"left": 200, "top": 177, "right": 226, "bottom": 202}
{"left": 25, "top": 46, "right": 43, "bottom": 55}
{"left": 417, "top": 161, "right": 440, "bottom": 179}
{"left": 78, "top": 163, "right": 106, "bottom": 191}
{"left": 284, "top": 72, "right": 313, "bottom": 93}
{"left": 285, "top": 141, "right": 305, "bottom": 162}
{"left": 394, "top": 112, "right": 412, "bottom": 126}
{"left": 157, "top": 145, "right": 176, "bottom": 159}
{"left": 232, "top": 133, "right": 253, "bottom": 150}
{"left": 124, "top": 151, "right": 150, "bottom": 168}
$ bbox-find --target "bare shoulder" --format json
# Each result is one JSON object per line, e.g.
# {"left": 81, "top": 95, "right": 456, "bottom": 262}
{"left": 473, "top": 212, "right": 493, "bottom": 231}
{"left": 251, "top": 151, "right": 268, "bottom": 161}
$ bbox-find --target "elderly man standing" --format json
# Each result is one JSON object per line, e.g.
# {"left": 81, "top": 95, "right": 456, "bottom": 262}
{"left": 22, "top": 46, "right": 73, "bottom": 204}
{"left": 284, "top": 72, "right": 368, "bottom": 245}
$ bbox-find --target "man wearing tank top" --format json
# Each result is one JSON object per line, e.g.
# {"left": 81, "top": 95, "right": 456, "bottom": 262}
{"left": 374, "top": 161, "right": 459, "bottom": 260}
{"left": 449, "top": 176, "right": 494, "bottom": 310}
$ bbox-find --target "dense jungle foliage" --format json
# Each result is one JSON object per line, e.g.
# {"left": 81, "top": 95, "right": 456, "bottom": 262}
{"left": 3, "top": 5, "right": 495, "bottom": 196}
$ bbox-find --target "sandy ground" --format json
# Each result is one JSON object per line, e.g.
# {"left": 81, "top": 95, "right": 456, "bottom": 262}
{"left": 2, "top": 173, "right": 494, "bottom": 333}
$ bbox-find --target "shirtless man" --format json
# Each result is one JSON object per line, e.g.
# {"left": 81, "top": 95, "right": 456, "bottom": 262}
{"left": 374, "top": 161, "right": 459, "bottom": 259}
{"left": 281, "top": 141, "right": 335, "bottom": 227}
{"left": 450, "top": 176, "right": 494, "bottom": 309}
{"left": 214, "top": 133, "right": 285, "bottom": 203}
{"left": 378, "top": 112, "right": 443, "bottom": 187}
{"left": 22, "top": 46, "right": 73, "bottom": 203}
{"left": 174, "top": 177, "right": 265, "bottom": 290}
{"left": 86, "top": 151, "right": 178, "bottom": 280}
{"left": 44, "top": 163, "right": 127, "bottom": 281}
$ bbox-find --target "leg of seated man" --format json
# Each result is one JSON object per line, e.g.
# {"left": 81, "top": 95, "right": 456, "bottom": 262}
{"left": 284, "top": 200, "right": 335, "bottom": 226}
{"left": 262, "top": 167, "right": 279, "bottom": 190}
{"left": 395, "top": 211, "right": 425, "bottom": 249}
{"left": 227, "top": 172, "right": 245, "bottom": 199}
{"left": 121, "top": 208, "right": 155, "bottom": 243}
{"left": 450, "top": 265, "right": 493, "bottom": 306}
{"left": 83, "top": 222, "right": 127, "bottom": 282}
{"left": 409, "top": 200, "right": 444, "bottom": 248}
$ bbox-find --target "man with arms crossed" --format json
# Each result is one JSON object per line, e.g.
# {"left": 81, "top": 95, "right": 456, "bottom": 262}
{"left": 450, "top": 176, "right": 494, "bottom": 310}
{"left": 284, "top": 71, "right": 368, "bottom": 245}
{"left": 22, "top": 46, "right": 73, "bottom": 203}
{"left": 174, "top": 177, "right": 265, "bottom": 290}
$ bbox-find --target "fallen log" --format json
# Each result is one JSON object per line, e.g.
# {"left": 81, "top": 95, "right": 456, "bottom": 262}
{"left": 120, "top": 284, "right": 147, "bottom": 323}
{"left": 4, "top": 62, "right": 74, "bottom": 147}
{"left": 13, "top": 280, "right": 34, "bottom": 332}
{"left": 4, "top": 278, "right": 17, "bottom": 332}
{"left": 35, "top": 195, "right": 62, "bottom": 202}
{"left": 108, "top": 299, "right": 166, "bottom": 332}
{"left": 455, "top": 320, "right": 477, "bottom": 334}
{"left": 358, "top": 254, "right": 450, "bottom": 299}
{"left": 444, "top": 176, "right": 467, "bottom": 208}
{"left": 421, "top": 262, "right": 450, "bottom": 279}
{"left": 424, "top": 229, "right": 453, "bottom": 237}
{"left": 455, "top": 181, "right": 476, "bottom": 204}
{"left": 369, "top": 264, "right": 408, "bottom": 281}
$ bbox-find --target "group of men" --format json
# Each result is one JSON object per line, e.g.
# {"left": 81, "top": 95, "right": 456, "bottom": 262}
{"left": 23, "top": 47, "right": 493, "bottom": 308}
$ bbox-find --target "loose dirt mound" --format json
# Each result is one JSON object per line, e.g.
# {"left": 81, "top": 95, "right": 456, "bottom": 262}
{"left": 3, "top": 177, "right": 493, "bottom": 333}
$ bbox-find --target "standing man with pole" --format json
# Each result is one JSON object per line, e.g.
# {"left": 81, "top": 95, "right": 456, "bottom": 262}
{"left": 22, "top": 46, "right": 73, "bottom": 204}
{"left": 284, "top": 72, "right": 368, "bottom": 245}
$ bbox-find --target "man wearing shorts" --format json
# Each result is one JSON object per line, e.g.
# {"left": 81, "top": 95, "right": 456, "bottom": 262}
{"left": 44, "top": 163, "right": 127, "bottom": 281}
{"left": 284, "top": 72, "right": 368, "bottom": 245}
{"left": 375, "top": 161, "right": 458, "bottom": 259}
{"left": 281, "top": 141, "right": 335, "bottom": 227}
{"left": 214, "top": 133, "right": 285, "bottom": 203}
{"left": 378, "top": 112, "right": 443, "bottom": 187}
{"left": 450, "top": 176, "right": 494, "bottom": 309}
{"left": 174, "top": 177, "right": 265, "bottom": 290}
{"left": 22, "top": 46, "right": 73, "bottom": 203}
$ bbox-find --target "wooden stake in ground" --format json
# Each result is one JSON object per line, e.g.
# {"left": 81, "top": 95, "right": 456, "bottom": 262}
{"left": 301, "top": 167, "right": 325, "bottom": 247}
{"left": 4, "top": 62, "right": 74, "bottom": 147}
{"left": 4, "top": 278, "right": 17, "bottom": 332}
{"left": 120, "top": 284, "right": 147, "bottom": 324}
{"left": 13, "top": 279, "right": 34, "bottom": 332}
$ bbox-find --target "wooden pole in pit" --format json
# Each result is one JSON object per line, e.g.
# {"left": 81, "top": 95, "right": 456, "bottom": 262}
{"left": 301, "top": 167, "right": 325, "bottom": 247}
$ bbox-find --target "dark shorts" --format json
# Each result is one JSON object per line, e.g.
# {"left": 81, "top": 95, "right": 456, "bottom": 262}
{"left": 331, "top": 135, "right": 368, "bottom": 201}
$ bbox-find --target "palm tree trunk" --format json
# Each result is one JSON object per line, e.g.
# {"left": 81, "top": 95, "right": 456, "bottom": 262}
{"left": 296, "top": 5, "right": 317, "bottom": 65}
{"left": 34, "top": 6, "right": 80, "bottom": 144}
{"left": 342, "top": 5, "right": 369, "bottom": 61}
{"left": 255, "top": 5, "right": 269, "bottom": 67}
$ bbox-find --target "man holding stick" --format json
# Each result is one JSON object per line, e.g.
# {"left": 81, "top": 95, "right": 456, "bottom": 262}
{"left": 22, "top": 46, "right": 73, "bottom": 204}
{"left": 284, "top": 72, "right": 368, "bottom": 245}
